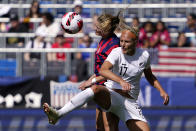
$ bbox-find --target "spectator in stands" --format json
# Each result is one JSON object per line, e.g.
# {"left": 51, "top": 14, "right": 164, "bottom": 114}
{"left": 24, "top": 29, "right": 51, "bottom": 61}
{"left": 74, "top": 0, "right": 83, "bottom": 14}
{"left": 35, "top": 12, "right": 60, "bottom": 43}
{"left": 23, "top": 0, "right": 42, "bottom": 32}
{"left": 73, "top": 0, "right": 89, "bottom": 33}
{"left": 0, "top": 6, "right": 10, "bottom": 32}
{"left": 27, "top": 1, "right": 41, "bottom": 18}
{"left": 190, "top": 28, "right": 196, "bottom": 47}
{"left": 171, "top": 32, "right": 190, "bottom": 47}
{"left": 49, "top": 32, "right": 72, "bottom": 61}
{"left": 183, "top": 13, "right": 196, "bottom": 33}
{"left": 78, "top": 33, "right": 97, "bottom": 61}
{"left": 0, "top": 22, "right": 7, "bottom": 32}
{"left": 150, "top": 21, "right": 171, "bottom": 48}
{"left": 71, "top": 52, "right": 89, "bottom": 82}
{"left": 131, "top": 16, "right": 140, "bottom": 28}
{"left": 7, "top": 13, "right": 28, "bottom": 48}
{"left": 138, "top": 21, "right": 155, "bottom": 48}
{"left": 73, "top": 0, "right": 88, "bottom": 18}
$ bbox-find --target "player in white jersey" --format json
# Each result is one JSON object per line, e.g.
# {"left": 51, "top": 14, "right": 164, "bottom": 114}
{"left": 98, "top": 27, "right": 169, "bottom": 130}
{"left": 43, "top": 26, "right": 169, "bottom": 131}
{"left": 104, "top": 46, "right": 149, "bottom": 100}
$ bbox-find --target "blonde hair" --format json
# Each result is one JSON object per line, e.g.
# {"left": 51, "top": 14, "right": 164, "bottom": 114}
{"left": 122, "top": 25, "right": 139, "bottom": 39}
{"left": 97, "top": 12, "right": 121, "bottom": 33}
{"left": 97, "top": 5, "right": 135, "bottom": 34}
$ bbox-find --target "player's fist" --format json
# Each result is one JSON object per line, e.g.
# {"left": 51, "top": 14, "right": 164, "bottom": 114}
{"left": 160, "top": 91, "right": 169, "bottom": 106}
{"left": 119, "top": 80, "right": 131, "bottom": 91}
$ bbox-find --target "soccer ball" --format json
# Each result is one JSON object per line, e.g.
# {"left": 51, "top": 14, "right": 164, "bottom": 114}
{"left": 61, "top": 12, "right": 83, "bottom": 34}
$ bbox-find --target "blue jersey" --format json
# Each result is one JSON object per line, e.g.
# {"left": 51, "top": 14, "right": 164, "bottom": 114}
{"left": 94, "top": 33, "right": 120, "bottom": 85}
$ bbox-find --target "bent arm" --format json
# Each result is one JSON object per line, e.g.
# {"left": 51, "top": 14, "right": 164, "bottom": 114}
{"left": 88, "top": 74, "right": 106, "bottom": 84}
{"left": 100, "top": 61, "right": 130, "bottom": 91}
{"left": 100, "top": 61, "right": 123, "bottom": 84}
{"left": 79, "top": 73, "right": 106, "bottom": 90}
{"left": 144, "top": 66, "right": 169, "bottom": 105}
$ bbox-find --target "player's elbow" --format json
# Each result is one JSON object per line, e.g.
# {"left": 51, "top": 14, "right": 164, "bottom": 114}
{"left": 99, "top": 67, "right": 106, "bottom": 77}
{"left": 99, "top": 68, "right": 104, "bottom": 76}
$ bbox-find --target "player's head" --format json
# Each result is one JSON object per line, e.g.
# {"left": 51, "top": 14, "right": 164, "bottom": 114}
{"left": 120, "top": 26, "right": 139, "bottom": 55}
{"left": 95, "top": 13, "right": 120, "bottom": 37}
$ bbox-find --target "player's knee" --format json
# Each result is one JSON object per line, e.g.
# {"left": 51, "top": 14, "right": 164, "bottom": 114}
{"left": 126, "top": 120, "right": 150, "bottom": 131}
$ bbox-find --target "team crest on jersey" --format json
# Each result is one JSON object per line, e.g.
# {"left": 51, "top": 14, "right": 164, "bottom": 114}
{"left": 139, "top": 62, "right": 144, "bottom": 67}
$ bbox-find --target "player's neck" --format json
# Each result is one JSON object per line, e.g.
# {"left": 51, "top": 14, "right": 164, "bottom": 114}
{"left": 102, "top": 33, "right": 113, "bottom": 39}
{"left": 127, "top": 48, "right": 136, "bottom": 56}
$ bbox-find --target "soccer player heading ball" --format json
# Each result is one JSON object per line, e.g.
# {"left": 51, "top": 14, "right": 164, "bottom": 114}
{"left": 43, "top": 24, "right": 169, "bottom": 131}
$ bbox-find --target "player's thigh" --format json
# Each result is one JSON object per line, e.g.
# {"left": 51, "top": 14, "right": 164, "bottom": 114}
{"left": 96, "top": 108, "right": 105, "bottom": 130}
{"left": 91, "top": 85, "right": 111, "bottom": 110}
{"left": 96, "top": 108, "right": 119, "bottom": 131}
{"left": 126, "top": 119, "right": 150, "bottom": 131}
{"left": 105, "top": 112, "right": 119, "bottom": 131}
{"left": 101, "top": 111, "right": 110, "bottom": 131}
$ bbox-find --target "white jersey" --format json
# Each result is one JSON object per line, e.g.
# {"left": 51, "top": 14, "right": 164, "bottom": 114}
{"left": 104, "top": 47, "right": 150, "bottom": 100}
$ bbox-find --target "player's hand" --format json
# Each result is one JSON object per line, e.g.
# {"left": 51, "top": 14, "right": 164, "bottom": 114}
{"left": 79, "top": 80, "right": 92, "bottom": 90}
{"left": 119, "top": 80, "right": 131, "bottom": 91}
{"left": 160, "top": 91, "right": 169, "bottom": 106}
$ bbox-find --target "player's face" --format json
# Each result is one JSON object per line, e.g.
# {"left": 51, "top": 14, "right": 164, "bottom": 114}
{"left": 120, "top": 30, "right": 137, "bottom": 55}
{"left": 94, "top": 21, "right": 111, "bottom": 37}
{"left": 94, "top": 21, "right": 103, "bottom": 36}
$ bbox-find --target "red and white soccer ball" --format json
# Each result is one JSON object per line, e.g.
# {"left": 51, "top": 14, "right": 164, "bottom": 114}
{"left": 61, "top": 12, "right": 83, "bottom": 34}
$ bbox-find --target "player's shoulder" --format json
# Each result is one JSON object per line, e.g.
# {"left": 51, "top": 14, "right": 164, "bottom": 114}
{"left": 137, "top": 48, "right": 150, "bottom": 58}
{"left": 111, "top": 34, "right": 120, "bottom": 43}
{"left": 112, "top": 47, "right": 121, "bottom": 52}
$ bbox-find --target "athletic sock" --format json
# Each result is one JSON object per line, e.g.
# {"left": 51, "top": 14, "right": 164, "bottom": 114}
{"left": 57, "top": 88, "right": 94, "bottom": 116}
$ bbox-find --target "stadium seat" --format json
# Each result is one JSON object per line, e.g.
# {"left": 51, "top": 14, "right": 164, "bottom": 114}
{"left": 47, "top": 61, "right": 66, "bottom": 76}
{"left": 152, "top": 8, "right": 162, "bottom": 18}
{"left": 56, "top": 1, "right": 68, "bottom": 18}
{"left": 22, "top": 60, "right": 40, "bottom": 77}
{"left": 39, "top": 1, "right": 53, "bottom": 13}
{"left": 112, "top": 0, "right": 123, "bottom": 3}
{"left": 126, "top": 8, "right": 139, "bottom": 18}
{"left": 0, "top": 59, "right": 16, "bottom": 77}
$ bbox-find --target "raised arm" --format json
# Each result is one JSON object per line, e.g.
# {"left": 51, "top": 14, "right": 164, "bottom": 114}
{"left": 144, "top": 66, "right": 169, "bottom": 105}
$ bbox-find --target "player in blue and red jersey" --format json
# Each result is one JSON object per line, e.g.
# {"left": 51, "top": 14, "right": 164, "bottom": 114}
{"left": 43, "top": 13, "right": 121, "bottom": 131}
{"left": 94, "top": 32, "right": 120, "bottom": 85}
{"left": 79, "top": 13, "right": 121, "bottom": 131}
{"left": 93, "top": 15, "right": 120, "bottom": 131}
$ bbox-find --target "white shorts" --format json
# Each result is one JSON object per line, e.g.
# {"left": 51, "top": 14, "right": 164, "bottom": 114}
{"left": 106, "top": 88, "right": 147, "bottom": 123}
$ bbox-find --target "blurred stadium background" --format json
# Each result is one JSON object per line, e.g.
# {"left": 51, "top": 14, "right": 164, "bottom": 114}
{"left": 0, "top": 0, "right": 196, "bottom": 131}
